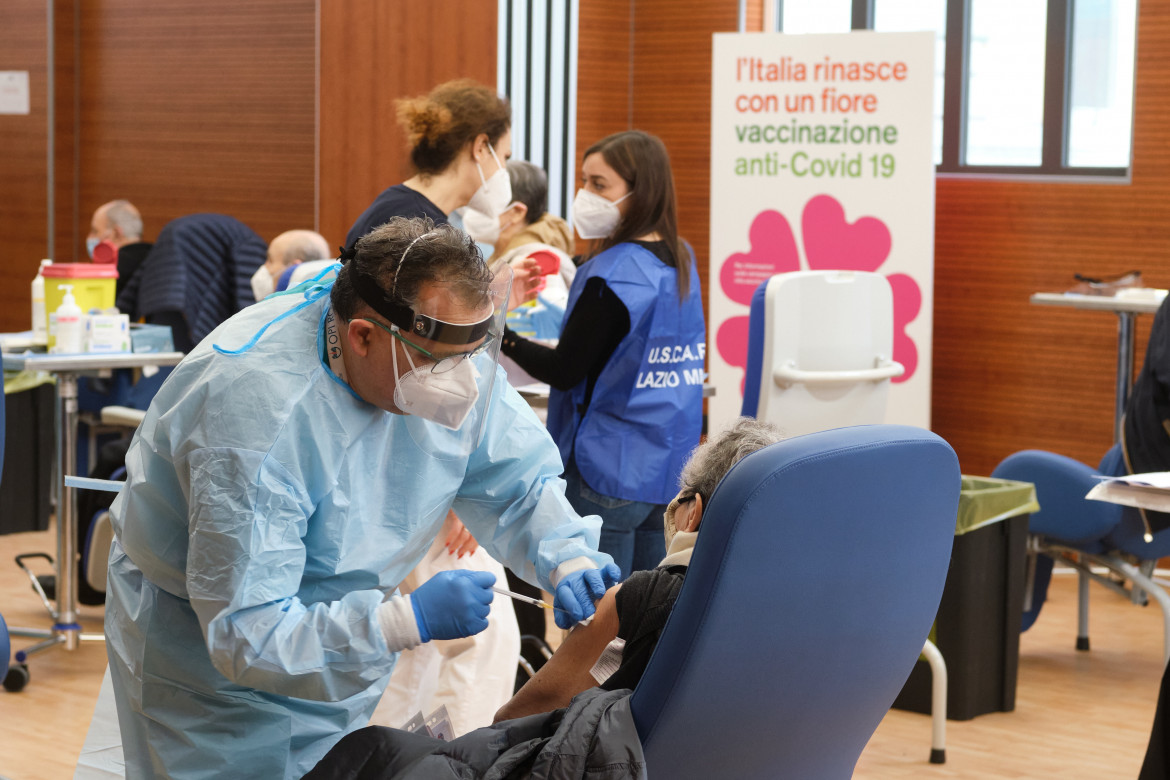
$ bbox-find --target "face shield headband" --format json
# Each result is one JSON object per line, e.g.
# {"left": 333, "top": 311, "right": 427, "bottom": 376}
{"left": 348, "top": 232, "right": 494, "bottom": 346}
{"left": 391, "top": 261, "right": 513, "bottom": 459}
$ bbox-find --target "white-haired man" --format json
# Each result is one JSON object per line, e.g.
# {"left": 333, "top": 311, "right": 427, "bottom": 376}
{"left": 88, "top": 199, "right": 150, "bottom": 297}
{"left": 252, "top": 229, "right": 332, "bottom": 301}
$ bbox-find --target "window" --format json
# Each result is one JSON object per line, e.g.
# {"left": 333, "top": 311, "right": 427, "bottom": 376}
{"left": 497, "top": 0, "right": 579, "bottom": 218}
{"left": 873, "top": 0, "right": 947, "bottom": 164}
{"left": 779, "top": 0, "right": 1138, "bottom": 177}
{"left": 782, "top": 0, "right": 852, "bottom": 34}
{"left": 1067, "top": 0, "right": 1136, "bottom": 167}
{"left": 964, "top": 0, "right": 1048, "bottom": 166}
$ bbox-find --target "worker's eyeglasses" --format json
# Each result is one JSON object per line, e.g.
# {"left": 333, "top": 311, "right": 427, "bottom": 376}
{"left": 361, "top": 318, "right": 494, "bottom": 374}
{"left": 678, "top": 489, "right": 707, "bottom": 506}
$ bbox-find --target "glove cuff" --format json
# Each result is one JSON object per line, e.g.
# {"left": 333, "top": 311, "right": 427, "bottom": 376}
{"left": 378, "top": 595, "right": 425, "bottom": 651}
{"left": 549, "top": 556, "right": 597, "bottom": 588}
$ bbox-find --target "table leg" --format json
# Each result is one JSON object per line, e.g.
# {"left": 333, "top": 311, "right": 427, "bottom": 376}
{"left": 56, "top": 372, "right": 80, "bottom": 649}
{"left": 1115, "top": 311, "right": 1136, "bottom": 443}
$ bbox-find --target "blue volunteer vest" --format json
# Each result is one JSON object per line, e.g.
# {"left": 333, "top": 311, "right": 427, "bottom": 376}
{"left": 548, "top": 242, "right": 706, "bottom": 504}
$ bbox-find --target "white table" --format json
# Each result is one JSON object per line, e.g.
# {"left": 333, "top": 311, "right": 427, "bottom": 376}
{"left": 1030, "top": 291, "right": 1166, "bottom": 441}
{"left": 2, "top": 351, "right": 183, "bottom": 662}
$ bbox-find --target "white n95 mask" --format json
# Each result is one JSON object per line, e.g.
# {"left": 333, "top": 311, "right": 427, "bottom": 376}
{"left": 572, "top": 189, "right": 630, "bottom": 239}
{"left": 461, "top": 207, "right": 503, "bottom": 245}
{"left": 467, "top": 145, "right": 512, "bottom": 218}
{"left": 392, "top": 336, "right": 482, "bottom": 430}
{"left": 250, "top": 265, "right": 275, "bottom": 301}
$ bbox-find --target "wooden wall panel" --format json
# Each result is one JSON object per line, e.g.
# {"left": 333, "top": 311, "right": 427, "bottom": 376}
{"left": 76, "top": 0, "right": 316, "bottom": 257}
{"left": 629, "top": 0, "right": 740, "bottom": 328}
{"left": 53, "top": 0, "right": 79, "bottom": 271}
{"left": 0, "top": 1, "right": 48, "bottom": 333}
{"left": 575, "top": 0, "right": 632, "bottom": 170}
{"left": 318, "top": 0, "right": 497, "bottom": 249}
{"left": 572, "top": 0, "right": 634, "bottom": 258}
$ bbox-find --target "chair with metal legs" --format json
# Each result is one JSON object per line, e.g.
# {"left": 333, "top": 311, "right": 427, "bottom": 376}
{"left": 993, "top": 446, "right": 1170, "bottom": 666}
{"left": 630, "top": 425, "right": 959, "bottom": 778}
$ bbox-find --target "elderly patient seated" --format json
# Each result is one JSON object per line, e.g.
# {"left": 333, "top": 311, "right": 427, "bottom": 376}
{"left": 303, "top": 417, "right": 783, "bottom": 780}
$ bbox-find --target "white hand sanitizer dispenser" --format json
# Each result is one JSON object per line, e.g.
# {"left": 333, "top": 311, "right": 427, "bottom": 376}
{"left": 31, "top": 259, "right": 50, "bottom": 341}
{"left": 54, "top": 283, "right": 84, "bottom": 354}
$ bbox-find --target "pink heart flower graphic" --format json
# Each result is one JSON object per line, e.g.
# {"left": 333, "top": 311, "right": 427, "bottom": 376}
{"left": 886, "top": 273, "right": 921, "bottom": 384}
{"left": 717, "top": 195, "right": 922, "bottom": 397}
{"left": 716, "top": 315, "right": 751, "bottom": 396}
{"left": 802, "top": 193, "right": 891, "bottom": 273}
{"left": 718, "top": 209, "right": 801, "bottom": 306}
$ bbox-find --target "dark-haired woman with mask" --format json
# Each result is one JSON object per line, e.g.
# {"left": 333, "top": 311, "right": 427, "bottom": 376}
{"left": 500, "top": 130, "right": 706, "bottom": 579}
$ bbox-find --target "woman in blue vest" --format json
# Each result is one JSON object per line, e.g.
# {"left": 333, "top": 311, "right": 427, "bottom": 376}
{"left": 501, "top": 130, "right": 706, "bottom": 578}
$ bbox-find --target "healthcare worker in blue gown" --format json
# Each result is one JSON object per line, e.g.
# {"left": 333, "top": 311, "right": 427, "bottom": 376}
{"left": 500, "top": 130, "right": 706, "bottom": 579}
{"left": 103, "top": 216, "right": 619, "bottom": 780}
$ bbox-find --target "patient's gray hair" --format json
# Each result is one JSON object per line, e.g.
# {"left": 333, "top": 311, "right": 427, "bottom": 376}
{"left": 679, "top": 417, "right": 784, "bottom": 501}
{"left": 106, "top": 200, "right": 143, "bottom": 240}
{"left": 506, "top": 160, "right": 548, "bottom": 223}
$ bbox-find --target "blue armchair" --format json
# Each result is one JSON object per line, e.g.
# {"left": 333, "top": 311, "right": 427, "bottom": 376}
{"left": 993, "top": 446, "right": 1170, "bottom": 664}
{"left": 631, "top": 424, "right": 960, "bottom": 779}
{"left": 0, "top": 385, "right": 7, "bottom": 680}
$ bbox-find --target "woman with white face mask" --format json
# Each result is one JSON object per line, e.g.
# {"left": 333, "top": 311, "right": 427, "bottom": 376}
{"left": 345, "top": 79, "right": 515, "bottom": 252}
{"left": 499, "top": 130, "right": 707, "bottom": 580}
{"left": 343, "top": 80, "right": 526, "bottom": 739}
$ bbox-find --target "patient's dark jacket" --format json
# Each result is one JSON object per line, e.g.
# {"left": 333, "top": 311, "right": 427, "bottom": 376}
{"left": 302, "top": 687, "right": 645, "bottom": 780}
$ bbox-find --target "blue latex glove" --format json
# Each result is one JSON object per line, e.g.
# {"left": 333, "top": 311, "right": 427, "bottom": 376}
{"left": 553, "top": 563, "right": 621, "bottom": 629}
{"left": 410, "top": 569, "right": 496, "bottom": 642}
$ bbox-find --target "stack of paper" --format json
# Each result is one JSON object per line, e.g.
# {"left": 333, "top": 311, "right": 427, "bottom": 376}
{"left": 1086, "top": 472, "right": 1170, "bottom": 513}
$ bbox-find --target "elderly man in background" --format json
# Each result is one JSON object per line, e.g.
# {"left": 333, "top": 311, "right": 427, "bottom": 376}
{"left": 252, "top": 229, "right": 332, "bottom": 301}
{"left": 87, "top": 199, "right": 152, "bottom": 297}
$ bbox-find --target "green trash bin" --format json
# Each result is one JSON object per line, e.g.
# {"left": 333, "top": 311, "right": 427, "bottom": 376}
{"left": 893, "top": 476, "right": 1040, "bottom": 720}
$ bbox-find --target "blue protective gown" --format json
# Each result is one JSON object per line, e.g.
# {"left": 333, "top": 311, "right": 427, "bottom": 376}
{"left": 104, "top": 280, "right": 608, "bottom": 779}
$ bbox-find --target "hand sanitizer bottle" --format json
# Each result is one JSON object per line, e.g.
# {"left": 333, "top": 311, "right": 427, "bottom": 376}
{"left": 54, "top": 284, "right": 84, "bottom": 354}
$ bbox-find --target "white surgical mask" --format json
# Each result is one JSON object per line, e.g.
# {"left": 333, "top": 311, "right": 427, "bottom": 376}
{"left": 392, "top": 334, "right": 481, "bottom": 430}
{"left": 461, "top": 206, "right": 504, "bottom": 245}
{"left": 572, "top": 189, "right": 630, "bottom": 240}
{"left": 466, "top": 145, "right": 512, "bottom": 218}
{"left": 86, "top": 237, "right": 100, "bottom": 259}
{"left": 662, "top": 492, "right": 700, "bottom": 566}
{"left": 250, "top": 266, "right": 275, "bottom": 302}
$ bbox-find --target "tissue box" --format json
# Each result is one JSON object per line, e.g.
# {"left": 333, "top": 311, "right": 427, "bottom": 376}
{"left": 85, "top": 313, "right": 131, "bottom": 353}
{"left": 129, "top": 323, "right": 175, "bottom": 354}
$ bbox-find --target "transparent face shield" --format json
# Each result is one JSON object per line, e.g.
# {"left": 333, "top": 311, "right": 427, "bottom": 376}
{"left": 355, "top": 260, "right": 512, "bottom": 457}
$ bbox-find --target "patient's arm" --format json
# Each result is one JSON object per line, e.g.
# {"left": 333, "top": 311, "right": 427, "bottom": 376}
{"left": 493, "top": 584, "right": 622, "bottom": 723}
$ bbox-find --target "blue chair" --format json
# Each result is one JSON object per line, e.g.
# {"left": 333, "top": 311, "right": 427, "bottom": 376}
{"left": 741, "top": 271, "right": 903, "bottom": 438}
{"left": 0, "top": 611, "right": 8, "bottom": 687}
{"left": 741, "top": 275, "right": 946, "bottom": 761}
{"left": 630, "top": 424, "right": 960, "bottom": 779}
{"left": 0, "top": 385, "right": 8, "bottom": 679}
{"left": 992, "top": 446, "right": 1170, "bottom": 664}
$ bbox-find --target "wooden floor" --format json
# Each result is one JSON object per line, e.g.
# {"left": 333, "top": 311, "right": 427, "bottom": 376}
{"left": 0, "top": 523, "right": 1164, "bottom": 779}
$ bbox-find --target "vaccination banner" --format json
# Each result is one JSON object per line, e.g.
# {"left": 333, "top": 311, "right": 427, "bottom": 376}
{"left": 708, "top": 31, "right": 935, "bottom": 434}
